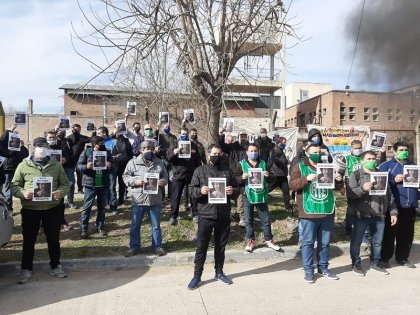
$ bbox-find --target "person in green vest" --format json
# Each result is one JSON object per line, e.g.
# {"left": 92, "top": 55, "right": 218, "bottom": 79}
{"left": 343, "top": 140, "right": 363, "bottom": 236}
{"left": 289, "top": 142, "right": 344, "bottom": 283}
{"left": 237, "top": 143, "right": 281, "bottom": 253}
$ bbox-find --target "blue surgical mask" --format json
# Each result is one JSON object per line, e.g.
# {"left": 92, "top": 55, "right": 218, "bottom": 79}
{"left": 180, "top": 135, "right": 189, "bottom": 141}
{"left": 279, "top": 143, "right": 286, "bottom": 150}
{"left": 143, "top": 151, "right": 154, "bottom": 161}
{"left": 311, "top": 137, "right": 321, "bottom": 144}
{"left": 163, "top": 127, "right": 170, "bottom": 134}
{"left": 247, "top": 152, "right": 259, "bottom": 160}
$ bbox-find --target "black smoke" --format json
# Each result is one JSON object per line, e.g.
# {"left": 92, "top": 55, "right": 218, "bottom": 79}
{"left": 345, "top": 0, "right": 420, "bottom": 90}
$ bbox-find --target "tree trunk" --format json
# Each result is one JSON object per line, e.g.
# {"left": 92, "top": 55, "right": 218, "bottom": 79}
{"left": 206, "top": 92, "right": 222, "bottom": 145}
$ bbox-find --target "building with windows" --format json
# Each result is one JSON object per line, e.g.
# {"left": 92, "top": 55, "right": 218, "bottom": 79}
{"left": 284, "top": 88, "right": 420, "bottom": 160}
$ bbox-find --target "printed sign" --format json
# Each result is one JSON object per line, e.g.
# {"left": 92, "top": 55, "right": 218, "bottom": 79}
{"left": 32, "top": 177, "right": 53, "bottom": 201}
{"left": 208, "top": 178, "right": 227, "bottom": 204}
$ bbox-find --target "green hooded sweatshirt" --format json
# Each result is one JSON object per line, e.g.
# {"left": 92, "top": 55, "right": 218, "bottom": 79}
{"left": 11, "top": 157, "right": 69, "bottom": 210}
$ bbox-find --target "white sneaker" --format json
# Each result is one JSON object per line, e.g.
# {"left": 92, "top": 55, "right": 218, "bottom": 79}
{"left": 238, "top": 219, "right": 246, "bottom": 227}
{"left": 17, "top": 269, "right": 32, "bottom": 284}
{"left": 245, "top": 240, "right": 256, "bottom": 252}
{"left": 265, "top": 240, "right": 281, "bottom": 251}
{"left": 50, "top": 265, "right": 68, "bottom": 279}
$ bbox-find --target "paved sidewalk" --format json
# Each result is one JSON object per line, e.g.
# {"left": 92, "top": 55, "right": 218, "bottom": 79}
{"left": 1, "top": 246, "right": 420, "bottom": 315}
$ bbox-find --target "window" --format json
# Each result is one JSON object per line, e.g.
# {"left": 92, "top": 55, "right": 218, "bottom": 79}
{"left": 387, "top": 145, "right": 393, "bottom": 151}
{"left": 364, "top": 115, "right": 370, "bottom": 122}
{"left": 364, "top": 108, "right": 370, "bottom": 114}
{"left": 340, "top": 114, "right": 346, "bottom": 121}
{"left": 373, "top": 114, "right": 379, "bottom": 122}
{"left": 300, "top": 90, "right": 309, "bottom": 101}
{"left": 396, "top": 109, "right": 401, "bottom": 114}
{"left": 387, "top": 109, "right": 393, "bottom": 121}
{"left": 340, "top": 103, "right": 346, "bottom": 113}
{"left": 349, "top": 107, "right": 355, "bottom": 113}
{"left": 372, "top": 108, "right": 379, "bottom": 114}
{"left": 309, "top": 112, "right": 313, "bottom": 123}
{"left": 388, "top": 116, "right": 393, "bottom": 121}
{"left": 323, "top": 108, "right": 327, "bottom": 115}
{"left": 70, "top": 110, "right": 77, "bottom": 116}
{"left": 410, "top": 109, "right": 416, "bottom": 122}
{"left": 349, "top": 114, "right": 355, "bottom": 121}
{"left": 396, "top": 115, "right": 401, "bottom": 122}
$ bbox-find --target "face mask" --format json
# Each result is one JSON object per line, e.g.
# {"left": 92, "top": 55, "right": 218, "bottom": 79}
{"left": 311, "top": 137, "right": 321, "bottom": 144}
{"left": 352, "top": 149, "right": 362, "bottom": 157}
{"left": 180, "top": 135, "right": 189, "bottom": 141}
{"left": 363, "top": 160, "right": 377, "bottom": 170}
{"left": 247, "top": 152, "right": 259, "bottom": 160}
{"left": 261, "top": 133, "right": 267, "bottom": 138}
{"left": 72, "top": 129, "right": 79, "bottom": 135}
{"left": 396, "top": 151, "right": 409, "bottom": 160}
{"left": 308, "top": 153, "right": 321, "bottom": 163}
{"left": 98, "top": 145, "right": 106, "bottom": 151}
{"left": 145, "top": 130, "right": 154, "bottom": 138}
{"left": 190, "top": 135, "right": 197, "bottom": 141}
{"left": 134, "top": 127, "right": 140, "bottom": 133}
{"left": 279, "top": 143, "right": 286, "bottom": 150}
{"left": 47, "top": 140, "right": 57, "bottom": 146}
{"left": 163, "top": 127, "right": 170, "bottom": 134}
{"left": 210, "top": 155, "right": 222, "bottom": 166}
{"left": 34, "top": 147, "right": 49, "bottom": 159}
{"left": 143, "top": 151, "right": 154, "bottom": 161}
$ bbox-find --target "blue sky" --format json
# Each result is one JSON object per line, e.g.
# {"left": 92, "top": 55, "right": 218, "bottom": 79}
{"left": 0, "top": 0, "right": 372, "bottom": 114}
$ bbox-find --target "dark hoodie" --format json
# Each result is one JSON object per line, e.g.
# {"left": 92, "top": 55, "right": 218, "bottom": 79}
{"left": 307, "top": 128, "right": 332, "bottom": 163}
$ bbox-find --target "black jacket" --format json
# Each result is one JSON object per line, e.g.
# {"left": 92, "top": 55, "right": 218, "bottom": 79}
{"left": 219, "top": 136, "right": 247, "bottom": 168}
{"left": 50, "top": 139, "right": 75, "bottom": 169}
{"left": 189, "top": 163, "right": 239, "bottom": 219}
{"left": 167, "top": 141, "right": 202, "bottom": 181}
{"left": 269, "top": 146, "right": 288, "bottom": 177}
{"left": 76, "top": 148, "right": 114, "bottom": 188}
{"left": 115, "top": 136, "right": 133, "bottom": 174}
{"left": 66, "top": 132, "right": 91, "bottom": 161}
{"left": 254, "top": 136, "right": 274, "bottom": 162}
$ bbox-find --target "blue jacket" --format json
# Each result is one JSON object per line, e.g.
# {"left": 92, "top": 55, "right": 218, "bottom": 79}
{"left": 379, "top": 158, "right": 420, "bottom": 208}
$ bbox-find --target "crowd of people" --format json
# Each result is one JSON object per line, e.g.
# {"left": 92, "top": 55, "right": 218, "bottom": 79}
{"left": 1, "top": 119, "right": 419, "bottom": 288}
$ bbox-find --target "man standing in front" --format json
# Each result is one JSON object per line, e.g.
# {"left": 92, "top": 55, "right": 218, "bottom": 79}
{"left": 347, "top": 150, "right": 398, "bottom": 276}
{"left": 11, "top": 137, "right": 69, "bottom": 284}
{"left": 379, "top": 141, "right": 420, "bottom": 268}
{"left": 187, "top": 144, "right": 238, "bottom": 290}
{"left": 289, "top": 143, "right": 343, "bottom": 283}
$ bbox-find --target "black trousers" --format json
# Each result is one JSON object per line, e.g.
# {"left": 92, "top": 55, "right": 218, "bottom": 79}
{"left": 381, "top": 207, "right": 416, "bottom": 262}
{"left": 269, "top": 176, "right": 291, "bottom": 209}
{"left": 170, "top": 178, "right": 191, "bottom": 219}
{"left": 194, "top": 217, "right": 230, "bottom": 277}
{"left": 76, "top": 168, "right": 83, "bottom": 192}
{"left": 21, "top": 206, "right": 62, "bottom": 270}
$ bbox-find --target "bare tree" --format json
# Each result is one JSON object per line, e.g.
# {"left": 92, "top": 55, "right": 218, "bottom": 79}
{"left": 73, "top": 0, "right": 298, "bottom": 142}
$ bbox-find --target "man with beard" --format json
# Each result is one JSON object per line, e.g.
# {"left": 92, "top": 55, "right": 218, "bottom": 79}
{"left": 254, "top": 128, "right": 274, "bottom": 163}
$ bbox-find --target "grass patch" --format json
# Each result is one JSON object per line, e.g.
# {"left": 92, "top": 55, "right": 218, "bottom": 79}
{"left": 1, "top": 190, "right": 419, "bottom": 263}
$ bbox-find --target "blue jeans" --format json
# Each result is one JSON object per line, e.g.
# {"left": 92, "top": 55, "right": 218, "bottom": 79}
{"left": 108, "top": 171, "right": 118, "bottom": 212}
{"left": 64, "top": 167, "right": 75, "bottom": 204}
{"left": 2, "top": 171, "right": 14, "bottom": 210}
{"left": 300, "top": 216, "right": 334, "bottom": 276}
{"left": 129, "top": 205, "right": 162, "bottom": 250}
{"left": 80, "top": 186, "right": 107, "bottom": 233}
{"left": 243, "top": 194, "right": 272, "bottom": 241}
{"left": 350, "top": 216, "right": 384, "bottom": 267}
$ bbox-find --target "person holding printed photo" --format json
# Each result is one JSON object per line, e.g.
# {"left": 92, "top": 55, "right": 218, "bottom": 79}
{"left": 347, "top": 150, "right": 398, "bottom": 276}
{"left": 11, "top": 137, "right": 69, "bottom": 284}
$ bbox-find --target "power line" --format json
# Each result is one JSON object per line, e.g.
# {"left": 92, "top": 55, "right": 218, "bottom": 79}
{"left": 346, "top": 0, "right": 366, "bottom": 89}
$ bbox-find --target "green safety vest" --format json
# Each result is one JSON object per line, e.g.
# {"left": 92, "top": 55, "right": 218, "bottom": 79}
{"left": 345, "top": 154, "right": 361, "bottom": 176}
{"left": 299, "top": 162, "right": 335, "bottom": 214}
{"left": 241, "top": 160, "right": 268, "bottom": 204}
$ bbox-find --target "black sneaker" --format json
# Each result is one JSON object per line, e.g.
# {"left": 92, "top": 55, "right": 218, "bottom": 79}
{"left": 187, "top": 276, "right": 201, "bottom": 290}
{"left": 215, "top": 273, "right": 233, "bottom": 285}
{"left": 169, "top": 217, "right": 178, "bottom": 226}
{"left": 352, "top": 265, "right": 365, "bottom": 276}
{"left": 397, "top": 260, "right": 416, "bottom": 268}
{"left": 370, "top": 264, "right": 389, "bottom": 275}
{"left": 318, "top": 269, "right": 339, "bottom": 280}
{"left": 378, "top": 260, "right": 391, "bottom": 269}
{"left": 81, "top": 232, "right": 88, "bottom": 239}
{"left": 304, "top": 273, "right": 314, "bottom": 283}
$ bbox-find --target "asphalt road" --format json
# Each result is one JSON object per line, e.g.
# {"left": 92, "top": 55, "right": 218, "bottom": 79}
{"left": 1, "top": 246, "right": 420, "bottom": 315}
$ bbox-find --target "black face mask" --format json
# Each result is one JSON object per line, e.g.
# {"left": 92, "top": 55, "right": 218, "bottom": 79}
{"left": 134, "top": 127, "right": 140, "bottom": 133}
{"left": 72, "top": 129, "right": 79, "bottom": 135}
{"left": 190, "top": 135, "right": 198, "bottom": 141}
{"left": 210, "top": 155, "right": 222, "bottom": 166}
{"left": 98, "top": 145, "right": 106, "bottom": 151}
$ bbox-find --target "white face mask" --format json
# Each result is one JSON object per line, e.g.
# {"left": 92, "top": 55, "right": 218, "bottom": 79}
{"left": 47, "top": 140, "right": 57, "bottom": 146}
{"left": 352, "top": 149, "right": 363, "bottom": 156}
{"left": 34, "top": 147, "right": 49, "bottom": 159}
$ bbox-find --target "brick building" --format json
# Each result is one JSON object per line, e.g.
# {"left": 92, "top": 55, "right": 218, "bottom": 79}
{"left": 284, "top": 89, "right": 420, "bottom": 161}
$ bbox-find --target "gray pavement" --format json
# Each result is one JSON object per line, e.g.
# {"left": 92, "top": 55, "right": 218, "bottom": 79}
{"left": 1, "top": 243, "right": 420, "bottom": 314}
